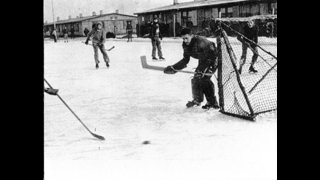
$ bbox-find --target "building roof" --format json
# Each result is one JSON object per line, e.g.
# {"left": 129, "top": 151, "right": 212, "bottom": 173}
{"left": 44, "top": 13, "right": 137, "bottom": 26}
{"left": 134, "top": 0, "right": 250, "bottom": 14}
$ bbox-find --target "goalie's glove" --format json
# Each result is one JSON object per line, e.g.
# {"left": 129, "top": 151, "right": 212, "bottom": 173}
{"left": 164, "top": 66, "right": 177, "bottom": 74}
{"left": 44, "top": 88, "right": 59, "bottom": 95}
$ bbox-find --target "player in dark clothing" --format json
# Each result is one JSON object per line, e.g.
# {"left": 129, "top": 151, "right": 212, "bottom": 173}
{"left": 149, "top": 17, "right": 165, "bottom": 60}
{"left": 163, "top": 28, "right": 219, "bottom": 109}
{"left": 84, "top": 28, "right": 89, "bottom": 37}
{"left": 238, "top": 19, "right": 259, "bottom": 74}
{"left": 126, "top": 21, "right": 133, "bottom": 42}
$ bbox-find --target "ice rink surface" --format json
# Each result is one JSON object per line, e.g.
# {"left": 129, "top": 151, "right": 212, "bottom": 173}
{"left": 44, "top": 37, "right": 277, "bottom": 180}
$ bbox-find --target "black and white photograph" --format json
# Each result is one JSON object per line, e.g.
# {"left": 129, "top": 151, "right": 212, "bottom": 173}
{"left": 43, "top": 0, "right": 277, "bottom": 179}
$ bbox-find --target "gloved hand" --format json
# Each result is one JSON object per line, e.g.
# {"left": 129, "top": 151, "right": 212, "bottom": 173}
{"left": 164, "top": 66, "right": 177, "bottom": 74}
{"left": 44, "top": 88, "right": 59, "bottom": 95}
{"left": 85, "top": 39, "right": 89, "bottom": 45}
{"left": 194, "top": 71, "right": 204, "bottom": 78}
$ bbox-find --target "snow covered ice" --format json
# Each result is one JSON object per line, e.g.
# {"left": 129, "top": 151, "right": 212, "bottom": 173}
{"left": 44, "top": 37, "right": 277, "bottom": 180}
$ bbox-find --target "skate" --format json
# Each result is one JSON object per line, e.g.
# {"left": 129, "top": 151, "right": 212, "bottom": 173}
{"left": 249, "top": 66, "right": 258, "bottom": 73}
{"left": 186, "top": 100, "right": 200, "bottom": 108}
{"left": 202, "top": 102, "right": 219, "bottom": 110}
{"left": 106, "top": 62, "right": 110, "bottom": 68}
{"left": 96, "top": 63, "right": 99, "bottom": 69}
{"left": 152, "top": 57, "right": 158, "bottom": 60}
{"left": 159, "top": 56, "right": 165, "bottom": 61}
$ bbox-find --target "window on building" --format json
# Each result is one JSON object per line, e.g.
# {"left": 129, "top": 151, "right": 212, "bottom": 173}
{"left": 227, "top": 7, "right": 233, "bottom": 17}
{"left": 221, "top": 8, "right": 226, "bottom": 18}
{"left": 212, "top": 8, "right": 219, "bottom": 18}
{"left": 189, "top": 10, "right": 197, "bottom": 26}
{"left": 110, "top": 17, "right": 114, "bottom": 20}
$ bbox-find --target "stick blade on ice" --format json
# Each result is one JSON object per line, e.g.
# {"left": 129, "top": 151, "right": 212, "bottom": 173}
{"left": 91, "top": 132, "right": 105, "bottom": 140}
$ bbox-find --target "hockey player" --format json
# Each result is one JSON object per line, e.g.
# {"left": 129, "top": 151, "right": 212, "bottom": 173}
{"left": 85, "top": 22, "right": 110, "bottom": 69}
{"left": 238, "top": 19, "right": 259, "bottom": 74}
{"left": 149, "top": 17, "right": 165, "bottom": 60}
{"left": 163, "top": 27, "right": 219, "bottom": 109}
{"left": 62, "top": 26, "right": 68, "bottom": 43}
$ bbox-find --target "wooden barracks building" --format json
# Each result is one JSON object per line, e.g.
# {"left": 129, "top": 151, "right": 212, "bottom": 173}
{"left": 134, "top": 0, "right": 277, "bottom": 37}
{"left": 43, "top": 10, "right": 138, "bottom": 37}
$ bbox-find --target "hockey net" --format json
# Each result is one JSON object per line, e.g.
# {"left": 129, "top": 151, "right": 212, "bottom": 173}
{"left": 216, "top": 17, "right": 277, "bottom": 120}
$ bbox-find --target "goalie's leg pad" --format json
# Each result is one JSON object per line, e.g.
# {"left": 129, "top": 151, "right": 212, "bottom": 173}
{"left": 201, "top": 77, "right": 219, "bottom": 108}
{"left": 191, "top": 77, "right": 204, "bottom": 103}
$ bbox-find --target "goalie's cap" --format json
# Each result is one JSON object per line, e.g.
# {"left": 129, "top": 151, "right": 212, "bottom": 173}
{"left": 97, "top": 21, "right": 102, "bottom": 25}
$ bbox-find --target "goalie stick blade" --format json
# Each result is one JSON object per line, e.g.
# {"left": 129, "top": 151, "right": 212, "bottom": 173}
{"left": 140, "top": 56, "right": 165, "bottom": 71}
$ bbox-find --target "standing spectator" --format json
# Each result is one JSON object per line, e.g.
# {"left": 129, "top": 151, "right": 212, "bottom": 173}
{"left": 70, "top": 26, "right": 75, "bottom": 39}
{"left": 237, "top": 19, "right": 259, "bottom": 74}
{"left": 266, "top": 21, "right": 274, "bottom": 38}
{"left": 84, "top": 28, "right": 89, "bottom": 37}
{"left": 149, "top": 17, "right": 165, "bottom": 60}
{"left": 126, "top": 21, "right": 133, "bottom": 42}
{"left": 52, "top": 29, "right": 57, "bottom": 43}
{"left": 163, "top": 27, "right": 219, "bottom": 109}
{"left": 84, "top": 22, "right": 110, "bottom": 69}
{"left": 62, "top": 26, "right": 68, "bottom": 43}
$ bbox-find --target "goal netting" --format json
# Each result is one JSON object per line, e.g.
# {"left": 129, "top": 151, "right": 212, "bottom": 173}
{"left": 216, "top": 17, "right": 277, "bottom": 120}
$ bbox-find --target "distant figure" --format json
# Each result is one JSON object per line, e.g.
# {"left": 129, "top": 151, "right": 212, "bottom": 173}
{"left": 70, "top": 27, "right": 75, "bottom": 39}
{"left": 84, "top": 28, "right": 89, "bottom": 37}
{"left": 126, "top": 21, "right": 133, "bottom": 42}
{"left": 266, "top": 21, "right": 274, "bottom": 38}
{"left": 237, "top": 19, "right": 259, "bottom": 74}
{"left": 62, "top": 27, "right": 68, "bottom": 43}
{"left": 85, "top": 22, "right": 110, "bottom": 69}
{"left": 149, "top": 17, "right": 165, "bottom": 60}
{"left": 52, "top": 29, "right": 57, "bottom": 43}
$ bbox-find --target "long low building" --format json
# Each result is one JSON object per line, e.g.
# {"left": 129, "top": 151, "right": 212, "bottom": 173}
{"left": 44, "top": 10, "right": 138, "bottom": 37}
{"left": 134, "top": 0, "right": 277, "bottom": 37}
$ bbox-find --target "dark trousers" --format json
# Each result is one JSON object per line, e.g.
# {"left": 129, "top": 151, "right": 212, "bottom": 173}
{"left": 93, "top": 44, "right": 110, "bottom": 64}
{"left": 151, "top": 37, "right": 163, "bottom": 58}
{"left": 239, "top": 43, "right": 259, "bottom": 69}
{"left": 191, "top": 76, "right": 216, "bottom": 104}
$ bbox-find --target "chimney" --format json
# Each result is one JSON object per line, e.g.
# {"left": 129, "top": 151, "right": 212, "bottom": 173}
{"left": 57, "top": 17, "right": 60, "bottom": 21}
{"left": 92, "top": 11, "right": 96, "bottom": 16}
{"left": 116, "top": 9, "right": 119, "bottom": 14}
{"left": 100, "top": 10, "right": 103, "bottom": 15}
{"left": 173, "top": 0, "right": 178, "bottom": 5}
{"left": 69, "top": 15, "right": 71, "bottom": 19}
{"left": 80, "top": 13, "right": 83, "bottom": 18}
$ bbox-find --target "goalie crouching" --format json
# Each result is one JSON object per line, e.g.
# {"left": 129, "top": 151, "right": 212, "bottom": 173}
{"left": 164, "top": 27, "right": 219, "bottom": 109}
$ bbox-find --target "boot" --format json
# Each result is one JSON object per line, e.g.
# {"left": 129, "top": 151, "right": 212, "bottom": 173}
{"left": 96, "top": 63, "right": 99, "bottom": 69}
{"left": 186, "top": 100, "right": 201, "bottom": 108}
{"left": 159, "top": 56, "right": 165, "bottom": 60}
{"left": 152, "top": 57, "right": 158, "bottom": 60}
{"left": 249, "top": 66, "right": 258, "bottom": 73}
{"left": 106, "top": 62, "right": 110, "bottom": 68}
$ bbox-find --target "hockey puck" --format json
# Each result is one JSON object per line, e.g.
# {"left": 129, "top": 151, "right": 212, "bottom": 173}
{"left": 142, "top": 141, "right": 150, "bottom": 145}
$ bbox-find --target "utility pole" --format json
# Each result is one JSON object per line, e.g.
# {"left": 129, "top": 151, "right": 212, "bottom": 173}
{"left": 51, "top": 0, "right": 56, "bottom": 29}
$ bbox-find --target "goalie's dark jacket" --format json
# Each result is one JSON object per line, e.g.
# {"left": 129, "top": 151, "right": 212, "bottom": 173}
{"left": 172, "top": 35, "right": 218, "bottom": 73}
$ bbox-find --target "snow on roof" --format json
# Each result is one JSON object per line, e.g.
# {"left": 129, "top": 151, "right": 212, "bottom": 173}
{"left": 44, "top": 13, "right": 137, "bottom": 26}
{"left": 134, "top": 0, "right": 249, "bottom": 14}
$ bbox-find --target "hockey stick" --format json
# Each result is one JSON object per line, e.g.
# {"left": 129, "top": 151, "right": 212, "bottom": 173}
{"left": 82, "top": 42, "right": 115, "bottom": 51}
{"left": 44, "top": 78, "right": 105, "bottom": 140}
{"left": 140, "top": 56, "right": 214, "bottom": 77}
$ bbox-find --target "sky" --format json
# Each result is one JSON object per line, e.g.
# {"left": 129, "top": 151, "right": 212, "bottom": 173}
{"left": 44, "top": 0, "right": 192, "bottom": 23}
